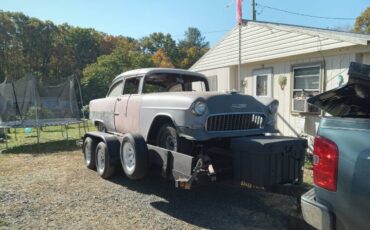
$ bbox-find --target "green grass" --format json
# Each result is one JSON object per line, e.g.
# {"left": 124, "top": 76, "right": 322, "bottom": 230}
{"left": 0, "top": 219, "right": 9, "bottom": 227}
{"left": 303, "top": 157, "right": 314, "bottom": 185}
{"left": 0, "top": 122, "right": 95, "bottom": 154}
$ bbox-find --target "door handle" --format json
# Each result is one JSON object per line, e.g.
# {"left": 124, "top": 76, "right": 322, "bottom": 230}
{"left": 114, "top": 113, "right": 119, "bottom": 116}
{"left": 117, "top": 97, "right": 122, "bottom": 101}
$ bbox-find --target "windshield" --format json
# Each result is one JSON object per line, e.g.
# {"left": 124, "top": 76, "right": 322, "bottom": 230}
{"left": 143, "top": 73, "right": 209, "bottom": 93}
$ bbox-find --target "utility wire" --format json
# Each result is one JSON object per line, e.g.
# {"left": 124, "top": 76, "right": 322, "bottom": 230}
{"left": 256, "top": 3, "right": 356, "bottom": 21}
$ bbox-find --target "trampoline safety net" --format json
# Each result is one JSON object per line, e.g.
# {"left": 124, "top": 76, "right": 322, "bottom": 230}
{"left": 0, "top": 74, "right": 82, "bottom": 128}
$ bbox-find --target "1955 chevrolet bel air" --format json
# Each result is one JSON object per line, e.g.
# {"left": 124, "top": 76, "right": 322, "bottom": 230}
{"left": 84, "top": 68, "right": 307, "bottom": 192}
{"left": 89, "top": 68, "right": 279, "bottom": 150}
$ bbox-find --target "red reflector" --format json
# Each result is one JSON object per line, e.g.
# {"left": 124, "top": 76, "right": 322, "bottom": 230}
{"left": 313, "top": 136, "right": 338, "bottom": 191}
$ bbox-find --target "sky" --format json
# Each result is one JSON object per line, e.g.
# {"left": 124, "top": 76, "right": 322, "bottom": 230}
{"left": 1, "top": 0, "right": 369, "bottom": 46}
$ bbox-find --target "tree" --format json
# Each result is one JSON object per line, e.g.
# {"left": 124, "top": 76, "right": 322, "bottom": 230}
{"left": 81, "top": 47, "right": 152, "bottom": 103}
{"left": 151, "top": 48, "right": 174, "bottom": 68}
{"left": 63, "top": 26, "right": 104, "bottom": 77}
{"left": 141, "top": 32, "right": 177, "bottom": 64}
{"left": 354, "top": 7, "right": 370, "bottom": 34}
{"left": 0, "top": 12, "right": 25, "bottom": 81}
{"left": 0, "top": 11, "right": 211, "bottom": 103}
{"left": 177, "top": 27, "right": 209, "bottom": 69}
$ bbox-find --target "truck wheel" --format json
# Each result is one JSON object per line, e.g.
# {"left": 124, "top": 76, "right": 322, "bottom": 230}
{"left": 120, "top": 134, "right": 148, "bottom": 180}
{"left": 95, "top": 142, "right": 116, "bottom": 179}
{"left": 83, "top": 137, "right": 97, "bottom": 170}
{"left": 156, "top": 123, "right": 192, "bottom": 154}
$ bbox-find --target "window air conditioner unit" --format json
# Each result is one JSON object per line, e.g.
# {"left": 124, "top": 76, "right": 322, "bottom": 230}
{"left": 292, "top": 98, "right": 309, "bottom": 112}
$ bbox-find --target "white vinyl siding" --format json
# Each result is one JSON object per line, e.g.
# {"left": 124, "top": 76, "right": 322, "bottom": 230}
{"left": 207, "top": 76, "right": 218, "bottom": 91}
{"left": 190, "top": 22, "right": 367, "bottom": 72}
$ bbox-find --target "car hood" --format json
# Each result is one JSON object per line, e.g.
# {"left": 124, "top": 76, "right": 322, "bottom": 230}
{"left": 141, "top": 91, "right": 276, "bottom": 111}
{"left": 307, "top": 62, "right": 370, "bottom": 118}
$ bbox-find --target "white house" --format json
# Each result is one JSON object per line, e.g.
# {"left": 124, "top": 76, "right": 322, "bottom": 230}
{"left": 190, "top": 20, "right": 370, "bottom": 143}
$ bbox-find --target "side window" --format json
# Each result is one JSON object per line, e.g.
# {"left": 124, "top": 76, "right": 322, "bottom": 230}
{"left": 107, "top": 81, "right": 123, "bottom": 97}
{"left": 123, "top": 77, "right": 141, "bottom": 95}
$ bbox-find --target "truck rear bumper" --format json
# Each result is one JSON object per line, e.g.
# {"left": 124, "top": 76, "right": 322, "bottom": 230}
{"left": 301, "top": 188, "right": 333, "bottom": 230}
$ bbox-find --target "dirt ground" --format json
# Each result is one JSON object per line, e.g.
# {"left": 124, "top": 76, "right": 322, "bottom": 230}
{"left": 0, "top": 149, "right": 313, "bottom": 230}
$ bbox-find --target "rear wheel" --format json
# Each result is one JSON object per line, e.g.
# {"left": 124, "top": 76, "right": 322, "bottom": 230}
{"left": 95, "top": 142, "right": 116, "bottom": 179}
{"left": 83, "top": 137, "right": 97, "bottom": 170}
{"left": 156, "top": 123, "right": 192, "bottom": 154}
{"left": 120, "top": 134, "right": 149, "bottom": 180}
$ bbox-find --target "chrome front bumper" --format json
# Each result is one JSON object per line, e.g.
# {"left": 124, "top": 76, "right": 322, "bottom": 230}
{"left": 301, "top": 188, "right": 333, "bottom": 230}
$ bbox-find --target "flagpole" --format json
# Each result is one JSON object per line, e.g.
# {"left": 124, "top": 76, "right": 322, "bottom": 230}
{"left": 238, "top": 24, "right": 241, "bottom": 91}
{"left": 236, "top": 0, "right": 242, "bottom": 91}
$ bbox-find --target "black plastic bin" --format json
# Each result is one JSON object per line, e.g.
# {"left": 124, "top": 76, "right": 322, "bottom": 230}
{"left": 231, "top": 136, "right": 307, "bottom": 188}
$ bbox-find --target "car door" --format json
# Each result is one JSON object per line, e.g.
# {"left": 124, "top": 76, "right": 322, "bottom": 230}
{"left": 100, "top": 80, "right": 123, "bottom": 132}
{"left": 114, "top": 76, "right": 141, "bottom": 133}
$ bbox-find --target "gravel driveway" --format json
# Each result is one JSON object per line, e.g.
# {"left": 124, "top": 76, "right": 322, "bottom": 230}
{"left": 0, "top": 150, "right": 313, "bottom": 230}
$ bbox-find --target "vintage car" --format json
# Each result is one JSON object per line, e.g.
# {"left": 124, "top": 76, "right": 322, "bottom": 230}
{"left": 85, "top": 68, "right": 306, "bottom": 192}
{"left": 89, "top": 68, "right": 279, "bottom": 152}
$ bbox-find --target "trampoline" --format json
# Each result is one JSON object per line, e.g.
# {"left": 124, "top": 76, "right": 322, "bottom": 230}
{"left": 0, "top": 74, "right": 88, "bottom": 149}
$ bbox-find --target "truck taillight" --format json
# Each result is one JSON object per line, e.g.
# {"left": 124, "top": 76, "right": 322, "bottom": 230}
{"left": 313, "top": 136, "right": 338, "bottom": 191}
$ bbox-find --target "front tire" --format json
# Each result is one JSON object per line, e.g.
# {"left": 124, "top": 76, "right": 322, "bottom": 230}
{"left": 156, "top": 123, "right": 192, "bottom": 154}
{"left": 120, "top": 134, "right": 149, "bottom": 180}
{"left": 83, "top": 137, "right": 97, "bottom": 170}
{"left": 95, "top": 142, "right": 116, "bottom": 179}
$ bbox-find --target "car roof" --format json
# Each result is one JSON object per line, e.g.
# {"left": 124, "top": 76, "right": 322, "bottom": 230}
{"left": 113, "top": 68, "right": 207, "bottom": 81}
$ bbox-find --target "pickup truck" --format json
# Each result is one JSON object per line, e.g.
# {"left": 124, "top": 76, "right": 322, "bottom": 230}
{"left": 82, "top": 68, "right": 307, "bottom": 194}
{"left": 301, "top": 62, "right": 370, "bottom": 230}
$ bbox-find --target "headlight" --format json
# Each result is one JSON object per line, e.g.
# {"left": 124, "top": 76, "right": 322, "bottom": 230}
{"left": 192, "top": 100, "right": 207, "bottom": 116}
{"left": 268, "top": 101, "right": 279, "bottom": 114}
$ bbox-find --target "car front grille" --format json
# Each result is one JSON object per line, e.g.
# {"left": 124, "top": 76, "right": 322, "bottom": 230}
{"left": 205, "top": 113, "right": 265, "bottom": 132}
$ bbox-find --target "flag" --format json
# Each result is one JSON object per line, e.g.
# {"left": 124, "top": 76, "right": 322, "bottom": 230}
{"left": 236, "top": 0, "right": 242, "bottom": 24}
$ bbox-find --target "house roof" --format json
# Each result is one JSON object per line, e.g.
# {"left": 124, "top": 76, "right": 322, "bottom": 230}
{"left": 190, "top": 20, "right": 370, "bottom": 72}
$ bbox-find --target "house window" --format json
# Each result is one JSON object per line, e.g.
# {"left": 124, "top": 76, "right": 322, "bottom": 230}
{"left": 253, "top": 68, "right": 272, "bottom": 97}
{"left": 292, "top": 65, "right": 321, "bottom": 113}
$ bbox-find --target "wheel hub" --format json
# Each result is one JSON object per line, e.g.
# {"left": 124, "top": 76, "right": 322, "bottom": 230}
{"left": 85, "top": 144, "right": 91, "bottom": 164}
{"left": 97, "top": 148, "right": 105, "bottom": 173}
{"left": 123, "top": 142, "right": 136, "bottom": 172}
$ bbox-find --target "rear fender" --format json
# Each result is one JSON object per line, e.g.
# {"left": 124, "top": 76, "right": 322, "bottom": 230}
{"left": 83, "top": 131, "right": 121, "bottom": 165}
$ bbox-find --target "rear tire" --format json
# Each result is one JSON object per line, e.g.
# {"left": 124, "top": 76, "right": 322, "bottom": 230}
{"left": 83, "top": 137, "right": 97, "bottom": 170}
{"left": 95, "top": 142, "right": 116, "bottom": 179}
{"left": 120, "top": 134, "right": 149, "bottom": 180}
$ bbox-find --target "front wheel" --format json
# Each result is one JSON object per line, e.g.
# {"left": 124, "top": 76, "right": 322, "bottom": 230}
{"left": 156, "top": 123, "right": 193, "bottom": 154}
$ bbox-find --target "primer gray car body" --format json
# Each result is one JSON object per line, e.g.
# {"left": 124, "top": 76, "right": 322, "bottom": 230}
{"left": 89, "top": 68, "right": 279, "bottom": 142}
